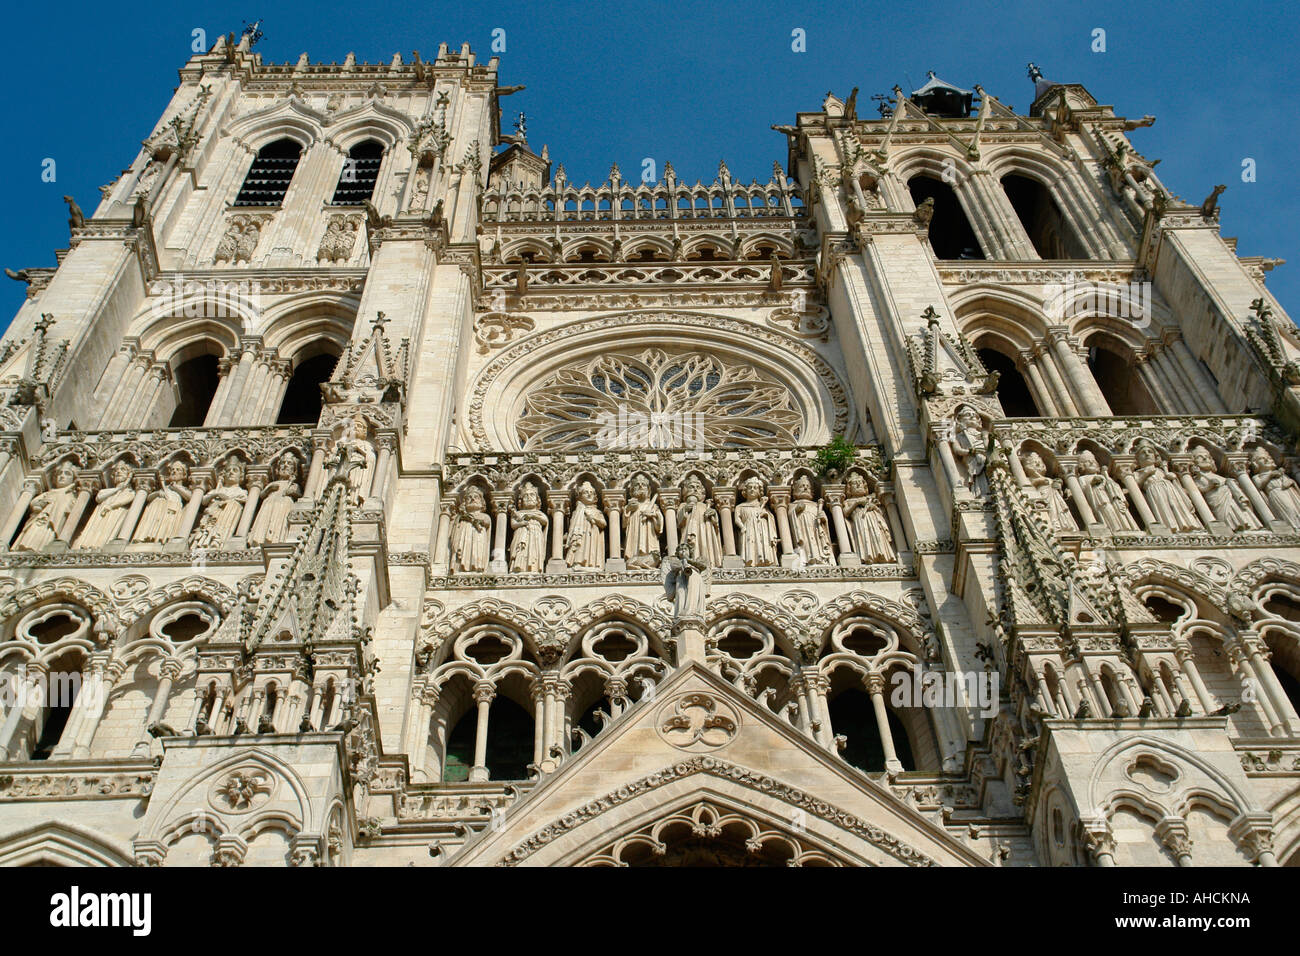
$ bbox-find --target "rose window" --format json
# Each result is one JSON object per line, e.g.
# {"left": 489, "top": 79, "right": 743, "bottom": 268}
{"left": 515, "top": 348, "right": 804, "bottom": 450}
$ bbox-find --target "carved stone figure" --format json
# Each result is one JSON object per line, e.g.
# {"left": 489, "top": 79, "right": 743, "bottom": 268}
{"left": 74, "top": 461, "right": 136, "bottom": 549}
{"left": 663, "top": 536, "right": 709, "bottom": 622}
{"left": 12, "top": 461, "right": 78, "bottom": 552}
{"left": 623, "top": 473, "right": 664, "bottom": 570}
{"left": 565, "top": 481, "right": 606, "bottom": 571}
{"left": 236, "top": 222, "right": 261, "bottom": 263}
{"left": 676, "top": 476, "right": 723, "bottom": 568}
{"left": 1134, "top": 443, "right": 1200, "bottom": 532}
{"left": 508, "top": 481, "right": 548, "bottom": 573}
{"left": 194, "top": 459, "right": 248, "bottom": 547}
{"left": 334, "top": 414, "right": 377, "bottom": 504}
{"left": 1192, "top": 447, "right": 1259, "bottom": 531}
{"left": 317, "top": 214, "right": 360, "bottom": 263}
{"left": 843, "top": 471, "right": 896, "bottom": 563}
{"left": 247, "top": 453, "right": 302, "bottom": 546}
{"left": 449, "top": 487, "right": 491, "bottom": 573}
{"left": 1250, "top": 446, "right": 1300, "bottom": 529}
{"left": 734, "top": 477, "right": 779, "bottom": 568}
{"left": 948, "top": 406, "right": 988, "bottom": 493}
{"left": 788, "top": 475, "right": 833, "bottom": 565}
{"left": 134, "top": 460, "right": 194, "bottom": 544}
{"left": 1021, "top": 452, "right": 1078, "bottom": 532}
{"left": 1075, "top": 450, "right": 1139, "bottom": 532}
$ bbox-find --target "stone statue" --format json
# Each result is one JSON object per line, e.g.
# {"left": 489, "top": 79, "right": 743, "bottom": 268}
{"left": 1075, "top": 450, "right": 1139, "bottom": 532}
{"left": 73, "top": 461, "right": 136, "bottom": 549}
{"left": 334, "top": 414, "right": 377, "bottom": 504}
{"left": 12, "top": 461, "right": 78, "bottom": 552}
{"left": 193, "top": 459, "right": 248, "bottom": 547}
{"left": 236, "top": 222, "right": 261, "bottom": 263}
{"left": 63, "top": 195, "right": 84, "bottom": 230}
{"left": 247, "top": 453, "right": 302, "bottom": 546}
{"left": 843, "top": 471, "right": 896, "bottom": 563}
{"left": 734, "top": 477, "right": 779, "bottom": 568}
{"left": 788, "top": 475, "right": 833, "bottom": 566}
{"left": 663, "top": 535, "right": 709, "bottom": 622}
{"left": 508, "top": 481, "right": 548, "bottom": 573}
{"left": 676, "top": 476, "right": 723, "bottom": 568}
{"left": 449, "top": 487, "right": 491, "bottom": 573}
{"left": 1134, "top": 443, "right": 1200, "bottom": 532}
{"left": 622, "top": 473, "right": 664, "bottom": 570}
{"left": 1192, "top": 447, "right": 1259, "bottom": 531}
{"left": 133, "top": 460, "right": 194, "bottom": 544}
{"left": 1021, "top": 452, "right": 1078, "bottom": 532}
{"left": 1250, "top": 446, "right": 1300, "bottom": 529}
{"left": 948, "top": 406, "right": 988, "bottom": 493}
{"left": 565, "top": 481, "right": 606, "bottom": 571}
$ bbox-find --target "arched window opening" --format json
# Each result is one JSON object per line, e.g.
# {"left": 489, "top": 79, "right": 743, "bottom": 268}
{"left": 276, "top": 352, "right": 337, "bottom": 425}
{"left": 168, "top": 353, "right": 220, "bottom": 428}
{"left": 716, "top": 628, "right": 763, "bottom": 660}
{"left": 1264, "top": 593, "right": 1300, "bottom": 622}
{"left": 908, "top": 176, "right": 984, "bottom": 260}
{"left": 234, "top": 139, "right": 302, "bottom": 207}
{"left": 1143, "top": 595, "right": 1186, "bottom": 624}
{"left": 1100, "top": 668, "right": 1128, "bottom": 716}
{"left": 1001, "top": 174, "right": 1088, "bottom": 260}
{"left": 1087, "top": 340, "right": 1159, "bottom": 415}
{"left": 161, "top": 613, "right": 210, "bottom": 643}
{"left": 30, "top": 651, "right": 83, "bottom": 760}
{"left": 827, "top": 688, "right": 914, "bottom": 773}
{"left": 1265, "top": 634, "right": 1300, "bottom": 717}
{"left": 976, "top": 348, "right": 1041, "bottom": 417}
{"left": 442, "top": 694, "right": 533, "bottom": 781}
{"left": 330, "top": 140, "right": 384, "bottom": 205}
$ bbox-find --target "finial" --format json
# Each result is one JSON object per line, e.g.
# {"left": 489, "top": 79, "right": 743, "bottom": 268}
{"left": 240, "top": 19, "right": 264, "bottom": 47}
{"left": 1027, "top": 62, "right": 1043, "bottom": 82}
{"left": 513, "top": 112, "right": 527, "bottom": 142}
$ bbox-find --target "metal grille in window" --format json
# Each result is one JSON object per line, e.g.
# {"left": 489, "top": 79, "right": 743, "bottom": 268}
{"left": 233, "top": 138, "right": 302, "bottom": 207}
{"left": 330, "top": 140, "right": 383, "bottom": 205}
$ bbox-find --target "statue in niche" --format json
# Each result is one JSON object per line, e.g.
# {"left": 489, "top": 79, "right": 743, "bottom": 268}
{"left": 449, "top": 487, "right": 491, "bottom": 573}
{"left": 734, "top": 476, "right": 779, "bottom": 568}
{"left": 623, "top": 473, "right": 664, "bottom": 570}
{"left": 333, "top": 413, "right": 377, "bottom": 504}
{"left": 1134, "top": 443, "right": 1200, "bottom": 532}
{"left": 788, "top": 475, "right": 833, "bottom": 566}
{"left": 248, "top": 453, "right": 303, "bottom": 547}
{"left": 676, "top": 475, "right": 723, "bottom": 568}
{"left": 565, "top": 481, "right": 606, "bottom": 571}
{"left": 948, "top": 406, "right": 989, "bottom": 493}
{"left": 663, "top": 535, "right": 710, "bottom": 623}
{"left": 1250, "top": 446, "right": 1300, "bottom": 529}
{"left": 843, "top": 471, "right": 896, "bottom": 563}
{"left": 74, "top": 461, "right": 136, "bottom": 549}
{"left": 508, "top": 482, "right": 548, "bottom": 573}
{"left": 1074, "top": 450, "right": 1139, "bottom": 532}
{"left": 1192, "top": 447, "right": 1259, "bottom": 531}
{"left": 193, "top": 459, "right": 248, "bottom": 547}
{"left": 134, "top": 460, "right": 195, "bottom": 544}
{"left": 12, "top": 461, "right": 79, "bottom": 552}
{"left": 1020, "top": 452, "right": 1078, "bottom": 532}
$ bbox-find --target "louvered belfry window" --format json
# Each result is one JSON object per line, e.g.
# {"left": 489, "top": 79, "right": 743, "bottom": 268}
{"left": 233, "top": 138, "right": 303, "bottom": 206}
{"left": 330, "top": 140, "right": 383, "bottom": 205}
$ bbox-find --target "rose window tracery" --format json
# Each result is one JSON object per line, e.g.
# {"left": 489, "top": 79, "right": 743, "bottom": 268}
{"left": 515, "top": 348, "right": 804, "bottom": 451}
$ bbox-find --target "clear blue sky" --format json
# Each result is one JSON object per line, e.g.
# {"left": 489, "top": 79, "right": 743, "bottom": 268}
{"left": 1, "top": 0, "right": 1295, "bottom": 327}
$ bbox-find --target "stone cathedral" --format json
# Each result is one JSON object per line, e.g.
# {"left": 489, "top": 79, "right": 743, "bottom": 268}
{"left": 0, "top": 34, "right": 1295, "bottom": 869}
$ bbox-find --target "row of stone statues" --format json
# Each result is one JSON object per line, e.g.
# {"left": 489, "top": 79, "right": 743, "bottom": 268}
{"left": 447, "top": 471, "right": 898, "bottom": 574}
{"left": 1016, "top": 443, "right": 1300, "bottom": 535}
{"left": 8, "top": 454, "right": 304, "bottom": 553}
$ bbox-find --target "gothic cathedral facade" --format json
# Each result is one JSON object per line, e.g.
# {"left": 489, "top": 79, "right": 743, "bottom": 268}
{"left": 0, "top": 36, "right": 1295, "bottom": 867}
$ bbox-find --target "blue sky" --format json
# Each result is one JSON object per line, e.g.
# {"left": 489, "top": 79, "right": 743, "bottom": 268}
{"left": 0, "top": 0, "right": 1295, "bottom": 326}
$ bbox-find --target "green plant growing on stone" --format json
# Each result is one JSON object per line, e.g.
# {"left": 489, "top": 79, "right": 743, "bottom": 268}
{"left": 814, "top": 436, "right": 856, "bottom": 479}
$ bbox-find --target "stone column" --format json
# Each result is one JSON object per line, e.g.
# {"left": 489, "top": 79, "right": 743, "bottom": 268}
{"left": 1115, "top": 462, "right": 1162, "bottom": 531}
{"left": 1227, "top": 641, "right": 1283, "bottom": 735}
{"left": 824, "top": 486, "right": 859, "bottom": 566}
{"left": 1058, "top": 460, "right": 1099, "bottom": 530}
{"left": 0, "top": 664, "right": 46, "bottom": 758}
{"left": 55, "top": 476, "right": 99, "bottom": 548}
{"left": 109, "top": 473, "right": 153, "bottom": 548}
{"left": 1047, "top": 327, "right": 1111, "bottom": 416}
{"left": 1018, "top": 349, "right": 1058, "bottom": 416}
{"left": 1081, "top": 817, "right": 1117, "bottom": 867}
{"left": 489, "top": 494, "right": 510, "bottom": 573}
{"left": 1175, "top": 644, "right": 1215, "bottom": 713}
{"left": 469, "top": 681, "right": 495, "bottom": 782}
{"left": 1172, "top": 459, "right": 1219, "bottom": 532}
{"left": 601, "top": 489, "right": 626, "bottom": 572}
{"left": 769, "top": 486, "right": 797, "bottom": 567}
{"left": 545, "top": 493, "right": 568, "bottom": 573}
{"left": 531, "top": 683, "right": 546, "bottom": 771}
{"left": 1228, "top": 457, "right": 1284, "bottom": 530}
{"left": 1156, "top": 817, "right": 1194, "bottom": 866}
{"left": 368, "top": 438, "right": 396, "bottom": 507}
{"left": 203, "top": 356, "right": 236, "bottom": 427}
{"left": 234, "top": 470, "right": 267, "bottom": 542}
{"left": 433, "top": 498, "right": 454, "bottom": 570}
{"left": 1031, "top": 340, "right": 1082, "bottom": 417}
{"left": 712, "top": 489, "right": 739, "bottom": 565}
{"left": 133, "top": 658, "right": 183, "bottom": 755}
{"left": 0, "top": 478, "right": 41, "bottom": 549}
{"left": 1241, "top": 634, "right": 1300, "bottom": 732}
{"left": 301, "top": 434, "right": 330, "bottom": 504}
{"left": 866, "top": 673, "right": 902, "bottom": 773}
{"left": 659, "top": 490, "right": 680, "bottom": 555}
{"left": 67, "top": 658, "right": 125, "bottom": 758}
{"left": 174, "top": 472, "right": 212, "bottom": 546}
